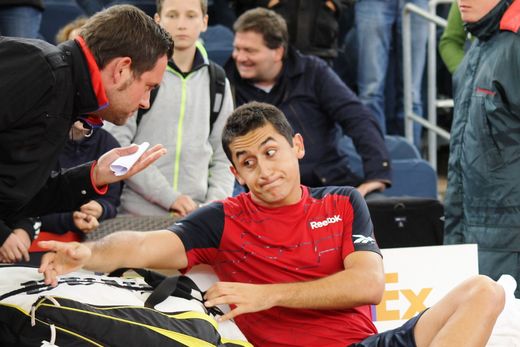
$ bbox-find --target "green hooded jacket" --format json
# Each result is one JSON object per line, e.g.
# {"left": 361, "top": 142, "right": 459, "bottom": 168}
{"left": 444, "top": 0, "right": 520, "bottom": 295}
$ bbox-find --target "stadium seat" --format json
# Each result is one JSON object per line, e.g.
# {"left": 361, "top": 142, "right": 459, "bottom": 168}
{"left": 383, "top": 158, "right": 438, "bottom": 198}
{"left": 200, "top": 24, "right": 234, "bottom": 66}
{"left": 384, "top": 135, "right": 421, "bottom": 159}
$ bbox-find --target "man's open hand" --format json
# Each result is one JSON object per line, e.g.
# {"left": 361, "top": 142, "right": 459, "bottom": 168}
{"left": 38, "top": 241, "right": 92, "bottom": 286}
{"left": 93, "top": 144, "right": 167, "bottom": 187}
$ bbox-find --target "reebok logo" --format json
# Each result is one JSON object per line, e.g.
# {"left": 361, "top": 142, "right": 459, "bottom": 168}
{"left": 310, "top": 215, "right": 342, "bottom": 230}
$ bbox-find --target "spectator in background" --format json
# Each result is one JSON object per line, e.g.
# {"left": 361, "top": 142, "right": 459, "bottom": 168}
{"left": 55, "top": 16, "right": 88, "bottom": 44}
{"left": 232, "top": 0, "right": 352, "bottom": 66}
{"left": 107, "top": 0, "right": 235, "bottom": 217}
{"left": 355, "top": 0, "right": 428, "bottom": 147}
{"left": 0, "top": 0, "right": 43, "bottom": 38}
{"left": 225, "top": 8, "right": 391, "bottom": 198}
{"left": 0, "top": 5, "right": 172, "bottom": 255}
{"left": 439, "top": 1, "right": 471, "bottom": 74}
{"left": 444, "top": 0, "right": 520, "bottom": 297}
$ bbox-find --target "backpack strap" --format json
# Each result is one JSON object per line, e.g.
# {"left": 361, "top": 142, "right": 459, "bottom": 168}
{"left": 208, "top": 61, "right": 226, "bottom": 133}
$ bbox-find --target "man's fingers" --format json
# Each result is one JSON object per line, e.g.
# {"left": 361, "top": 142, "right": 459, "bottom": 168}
{"left": 128, "top": 145, "right": 166, "bottom": 173}
{"left": 115, "top": 144, "right": 140, "bottom": 156}
{"left": 19, "top": 243, "right": 30, "bottom": 262}
{"left": 44, "top": 267, "right": 58, "bottom": 286}
{"left": 217, "top": 308, "right": 241, "bottom": 322}
{"left": 73, "top": 211, "right": 87, "bottom": 219}
{"left": 39, "top": 251, "right": 56, "bottom": 273}
{"left": 38, "top": 240, "right": 62, "bottom": 252}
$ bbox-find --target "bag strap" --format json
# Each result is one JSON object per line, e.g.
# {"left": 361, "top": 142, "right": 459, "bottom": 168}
{"left": 208, "top": 61, "right": 226, "bottom": 133}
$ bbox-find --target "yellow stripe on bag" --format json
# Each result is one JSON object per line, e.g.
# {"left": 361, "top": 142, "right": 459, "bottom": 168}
{"left": 168, "top": 311, "right": 218, "bottom": 329}
{"left": 221, "top": 338, "right": 254, "bottom": 347}
{"left": 41, "top": 304, "right": 216, "bottom": 346}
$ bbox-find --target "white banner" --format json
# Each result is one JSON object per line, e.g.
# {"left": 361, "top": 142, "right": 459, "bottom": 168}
{"left": 373, "top": 244, "right": 478, "bottom": 332}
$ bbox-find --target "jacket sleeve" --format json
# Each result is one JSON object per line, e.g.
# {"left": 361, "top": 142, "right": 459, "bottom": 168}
{"left": 206, "top": 79, "right": 235, "bottom": 203}
{"left": 439, "top": 2, "right": 468, "bottom": 74}
{"left": 0, "top": 220, "right": 12, "bottom": 246}
{"left": 314, "top": 60, "right": 392, "bottom": 185}
{"left": 94, "top": 131, "right": 122, "bottom": 221}
{"left": 0, "top": 37, "right": 53, "bottom": 133}
{"left": 40, "top": 212, "right": 79, "bottom": 235}
{"left": 10, "top": 163, "right": 99, "bottom": 221}
{"left": 1, "top": 218, "right": 39, "bottom": 245}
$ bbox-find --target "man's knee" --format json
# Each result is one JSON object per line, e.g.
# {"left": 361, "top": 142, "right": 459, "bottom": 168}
{"left": 465, "top": 275, "right": 505, "bottom": 317}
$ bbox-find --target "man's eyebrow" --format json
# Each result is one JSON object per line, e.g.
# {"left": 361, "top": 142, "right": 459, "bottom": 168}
{"left": 234, "top": 136, "right": 277, "bottom": 161}
{"left": 259, "top": 136, "right": 276, "bottom": 148}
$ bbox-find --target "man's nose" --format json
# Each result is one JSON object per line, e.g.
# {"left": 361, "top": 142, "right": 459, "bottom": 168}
{"left": 139, "top": 90, "right": 151, "bottom": 109}
{"left": 233, "top": 50, "right": 246, "bottom": 62}
{"left": 258, "top": 160, "right": 274, "bottom": 178}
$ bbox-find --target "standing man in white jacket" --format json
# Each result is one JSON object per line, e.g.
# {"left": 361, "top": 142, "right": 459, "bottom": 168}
{"left": 107, "top": 0, "right": 235, "bottom": 217}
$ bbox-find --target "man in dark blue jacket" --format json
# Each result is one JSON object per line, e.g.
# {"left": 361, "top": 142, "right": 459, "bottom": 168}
{"left": 225, "top": 8, "right": 391, "bottom": 197}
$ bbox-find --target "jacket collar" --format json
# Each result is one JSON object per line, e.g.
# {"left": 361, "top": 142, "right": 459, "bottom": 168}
{"left": 58, "top": 37, "right": 109, "bottom": 119}
{"left": 167, "top": 42, "right": 209, "bottom": 75}
{"left": 500, "top": 0, "right": 520, "bottom": 32}
{"left": 465, "top": 0, "right": 511, "bottom": 40}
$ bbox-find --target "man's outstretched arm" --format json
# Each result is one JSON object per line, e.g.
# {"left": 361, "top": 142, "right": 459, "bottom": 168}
{"left": 38, "top": 230, "right": 187, "bottom": 286}
{"left": 204, "top": 250, "right": 385, "bottom": 321}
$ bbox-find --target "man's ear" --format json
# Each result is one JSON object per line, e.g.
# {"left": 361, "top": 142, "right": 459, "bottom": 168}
{"left": 274, "top": 46, "right": 284, "bottom": 62}
{"left": 105, "top": 57, "right": 132, "bottom": 87}
{"left": 154, "top": 13, "right": 161, "bottom": 24}
{"left": 230, "top": 165, "right": 245, "bottom": 186}
{"left": 293, "top": 133, "right": 305, "bottom": 159}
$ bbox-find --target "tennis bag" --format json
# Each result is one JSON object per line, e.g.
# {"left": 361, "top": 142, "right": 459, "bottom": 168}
{"left": 367, "top": 197, "right": 444, "bottom": 249}
{"left": 0, "top": 266, "right": 251, "bottom": 347}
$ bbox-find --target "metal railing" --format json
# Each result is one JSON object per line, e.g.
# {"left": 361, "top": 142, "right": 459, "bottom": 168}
{"left": 403, "top": 0, "right": 454, "bottom": 170}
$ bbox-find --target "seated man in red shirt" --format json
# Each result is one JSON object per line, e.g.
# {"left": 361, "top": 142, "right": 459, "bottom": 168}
{"left": 39, "top": 101, "right": 504, "bottom": 347}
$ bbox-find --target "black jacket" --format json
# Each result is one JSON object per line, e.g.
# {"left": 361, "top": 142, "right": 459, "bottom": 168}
{"left": 225, "top": 48, "right": 391, "bottom": 188}
{"left": 0, "top": 37, "right": 105, "bottom": 242}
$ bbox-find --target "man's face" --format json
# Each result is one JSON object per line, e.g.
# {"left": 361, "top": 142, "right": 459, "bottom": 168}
{"left": 458, "top": 0, "right": 501, "bottom": 23}
{"left": 229, "top": 123, "right": 304, "bottom": 208}
{"left": 100, "top": 55, "right": 168, "bottom": 125}
{"left": 155, "top": 0, "right": 207, "bottom": 51}
{"left": 232, "top": 31, "right": 284, "bottom": 82}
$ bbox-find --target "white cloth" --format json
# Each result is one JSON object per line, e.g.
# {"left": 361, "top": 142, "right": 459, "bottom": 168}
{"left": 487, "top": 275, "right": 520, "bottom": 347}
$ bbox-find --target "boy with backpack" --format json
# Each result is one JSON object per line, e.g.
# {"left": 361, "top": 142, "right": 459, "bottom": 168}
{"left": 107, "top": 0, "right": 235, "bottom": 217}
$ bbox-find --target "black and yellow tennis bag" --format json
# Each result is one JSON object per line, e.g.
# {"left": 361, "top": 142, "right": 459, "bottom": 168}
{"left": 0, "top": 266, "right": 251, "bottom": 347}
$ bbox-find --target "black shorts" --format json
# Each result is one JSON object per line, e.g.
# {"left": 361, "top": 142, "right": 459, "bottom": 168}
{"left": 349, "top": 310, "right": 426, "bottom": 347}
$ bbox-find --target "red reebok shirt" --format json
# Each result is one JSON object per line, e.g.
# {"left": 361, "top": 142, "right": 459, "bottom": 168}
{"left": 171, "top": 185, "right": 381, "bottom": 346}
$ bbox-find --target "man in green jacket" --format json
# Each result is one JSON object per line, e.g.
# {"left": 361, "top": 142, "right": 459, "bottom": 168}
{"left": 444, "top": 0, "right": 520, "bottom": 297}
{"left": 439, "top": 2, "right": 468, "bottom": 74}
